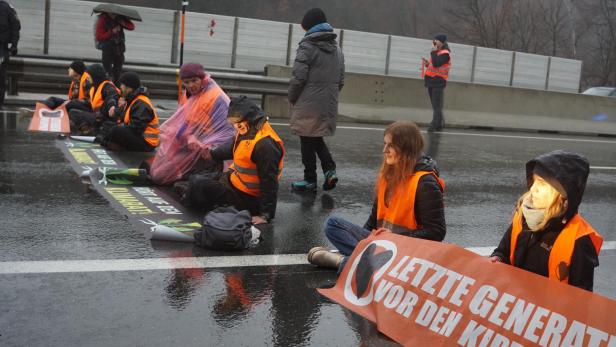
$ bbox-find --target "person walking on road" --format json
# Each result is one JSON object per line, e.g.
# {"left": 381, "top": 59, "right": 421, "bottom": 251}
{"left": 307, "top": 121, "right": 446, "bottom": 272}
{"left": 0, "top": 0, "right": 20, "bottom": 109}
{"left": 423, "top": 34, "right": 451, "bottom": 132}
{"left": 289, "top": 8, "right": 345, "bottom": 192}
{"left": 490, "top": 150, "right": 603, "bottom": 292}
{"left": 95, "top": 11, "right": 134, "bottom": 84}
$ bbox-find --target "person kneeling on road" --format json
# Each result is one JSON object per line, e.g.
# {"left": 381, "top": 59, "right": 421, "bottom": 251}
{"left": 178, "top": 96, "right": 285, "bottom": 225}
{"left": 307, "top": 121, "right": 446, "bottom": 273}
{"left": 489, "top": 150, "right": 603, "bottom": 292}
{"left": 99, "top": 71, "right": 159, "bottom": 152}
{"left": 68, "top": 63, "right": 120, "bottom": 135}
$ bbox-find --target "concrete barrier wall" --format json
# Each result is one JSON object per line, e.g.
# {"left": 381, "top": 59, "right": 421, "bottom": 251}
{"left": 264, "top": 65, "right": 616, "bottom": 135}
{"left": 10, "top": 0, "right": 582, "bottom": 92}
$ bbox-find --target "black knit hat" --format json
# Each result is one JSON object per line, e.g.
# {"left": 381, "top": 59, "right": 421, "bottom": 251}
{"left": 301, "top": 8, "right": 327, "bottom": 31}
{"left": 118, "top": 71, "right": 141, "bottom": 90}
{"left": 434, "top": 33, "right": 447, "bottom": 43}
{"left": 69, "top": 61, "right": 86, "bottom": 75}
{"left": 228, "top": 96, "right": 265, "bottom": 124}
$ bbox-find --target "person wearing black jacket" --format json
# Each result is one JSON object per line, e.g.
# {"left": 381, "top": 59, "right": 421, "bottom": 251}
{"left": 424, "top": 34, "right": 451, "bottom": 132}
{"left": 100, "top": 71, "right": 159, "bottom": 152}
{"left": 307, "top": 121, "right": 446, "bottom": 272}
{"left": 69, "top": 64, "right": 119, "bottom": 135}
{"left": 490, "top": 150, "right": 603, "bottom": 292}
{"left": 179, "top": 96, "right": 284, "bottom": 225}
{"left": 0, "top": 0, "right": 20, "bottom": 109}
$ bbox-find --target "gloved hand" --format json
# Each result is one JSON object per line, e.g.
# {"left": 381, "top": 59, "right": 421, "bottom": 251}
{"left": 9, "top": 45, "right": 17, "bottom": 56}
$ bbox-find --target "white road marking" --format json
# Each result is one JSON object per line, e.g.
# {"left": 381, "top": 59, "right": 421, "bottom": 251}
{"left": 591, "top": 166, "right": 616, "bottom": 170}
{"left": 270, "top": 122, "right": 616, "bottom": 145}
{"left": 0, "top": 242, "right": 614, "bottom": 275}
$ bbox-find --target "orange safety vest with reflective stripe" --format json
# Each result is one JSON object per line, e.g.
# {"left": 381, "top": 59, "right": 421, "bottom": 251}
{"left": 424, "top": 49, "right": 451, "bottom": 80}
{"left": 68, "top": 72, "right": 90, "bottom": 101}
{"left": 229, "top": 122, "right": 285, "bottom": 197}
{"left": 123, "top": 94, "right": 160, "bottom": 147}
{"left": 376, "top": 171, "right": 445, "bottom": 234}
{"left": 509, "top": 211, "right": 603, "bottom": 283}
{"left": 89, "top": 80, "right": 120, "bottom": 112}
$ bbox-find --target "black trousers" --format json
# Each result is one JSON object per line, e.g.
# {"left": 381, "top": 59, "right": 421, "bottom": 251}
{"left": 428, "top": 86, "right": 445, "bottom": 130}
{"left": 104, "top": 125, "right": 155, "bottom": 152}
{"left": 300, "top": 136, "right": 336, "bottom": 183}
{"left": 68, "top": 109, "right": 98, "bottom": 134}
{"left": 183, "top": 172, "right": 260, "bottom": 215}
{"left": 102, "top": 46, "right": 124, "bottom": 84}
{"left": 43, "top": 97, "right": 91, "bottom": 113}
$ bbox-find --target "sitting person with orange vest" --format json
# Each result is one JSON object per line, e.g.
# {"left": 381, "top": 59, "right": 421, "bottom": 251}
{"left": 307, "top": 121, "right": 446, "bottom": 272}
{"left": 18, "top": 61, "right": 92, "bottom": 118}
{"left": 99, "top": 71, "right": 159, "bottom": 152}
{"left": 68, "top": 63, "right": 120, "bottom": 135}
{"left": 490, "top": 150, "right": 603, "bottom": 291}
{"left": 178, "top": 96, "right": 285, "bottom": 225}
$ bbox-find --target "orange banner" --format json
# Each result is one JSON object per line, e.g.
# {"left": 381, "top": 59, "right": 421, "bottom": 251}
{"left": 318, "top": 233, "right": 616, "bottom": 346}
{"left": 28, "top": 102, "right": 70, "bottom": 134}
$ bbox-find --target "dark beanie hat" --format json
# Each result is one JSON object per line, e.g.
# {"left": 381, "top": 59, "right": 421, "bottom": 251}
{"left": 179, "top": 63, "right": 206, "bottom": 80}
{"left": 118, "top": 71, "right": 141, "bottom": 90}
{"left": 301, "top": 8, "right": 327, "bottom": 30}
{"left": 434, "top": 33, "right": 447, "bottom": 43}
{"left": 86, "top": 63, "right": 107, "bottom": 86}
{"left": 69, "top": 61, "right": 86, "bottom": 75}
{"left": 228, "top": 96, "right": 265, "bottom": 124}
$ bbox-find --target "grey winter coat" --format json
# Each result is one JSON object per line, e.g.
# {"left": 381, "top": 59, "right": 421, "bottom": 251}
{"left": 288, "top": 31, "right": 345, "bottom": 137}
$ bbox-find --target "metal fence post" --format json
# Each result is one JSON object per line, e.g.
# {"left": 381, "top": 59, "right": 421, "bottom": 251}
{"left": 43, "top": 0, "right": 51, "bottom": 54}
{"left": 230, "top": 17, "right": 239, "bottom": 68}
{"left": 339, "top": 29, "right": 344, "bottom": 49}
{"left": 509, "top": 51, "right": 516, "bottom": 87}
{"left": 384, "top": 35, "right": 392, "bottom": 75}
{"left": 545, "top": 57, "right": 552, "bottom": 91}
{"left": 285, "top": 23, "right": 293, "bottom": 66}
{"left": 170, "top": 10, "right": 180, "bottom": 64}
{"left": 470, "top": 46, "right": 477, "bottom": 83}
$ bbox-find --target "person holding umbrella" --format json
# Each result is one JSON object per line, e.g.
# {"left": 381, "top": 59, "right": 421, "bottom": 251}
{"left": 94, "top": 5, "right": 136, "bottom": 84}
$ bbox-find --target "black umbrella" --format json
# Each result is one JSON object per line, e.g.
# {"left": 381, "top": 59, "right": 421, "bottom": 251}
{"left": 92, "top": 3, "right": 142, "bottom": 22}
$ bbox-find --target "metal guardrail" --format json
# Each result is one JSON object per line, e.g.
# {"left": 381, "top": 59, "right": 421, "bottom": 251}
{"left": 6, "top": 57, "right": 290, "bottom": 100}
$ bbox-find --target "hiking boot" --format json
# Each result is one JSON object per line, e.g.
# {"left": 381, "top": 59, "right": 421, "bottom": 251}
{"left": 291, "top": 180, "right": 317, "bottom": 192}
{"left": 307, "top": 246, "right": 344, "bottom": 269}
{"left": 322, "top": 170, "right": 338, "bottom": 191}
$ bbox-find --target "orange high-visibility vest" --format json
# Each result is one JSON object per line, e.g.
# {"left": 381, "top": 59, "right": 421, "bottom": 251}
{"left": 123, "top": 94, "right": 160, "bottom": 147}
{"left": 424, "top": 49, "right": 451, "bottom": 80}
{"left": 376, "top": 171, "right": 445, "bottom": 234}
{"left": 68, "top": 72, "right": 90, "bottom": 101}
{"left": 89, "top": 80, "right": 120, "bottom": 112}
{"left": 509, "top": 211, "right": 603, "bottom": 283}
{"left": 229, "top": 122, "right": 285, "bottom": 197}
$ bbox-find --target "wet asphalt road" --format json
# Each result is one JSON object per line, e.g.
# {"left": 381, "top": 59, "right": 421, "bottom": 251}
{"left": 1, "top": 112, "right": 615, "bottom": 346}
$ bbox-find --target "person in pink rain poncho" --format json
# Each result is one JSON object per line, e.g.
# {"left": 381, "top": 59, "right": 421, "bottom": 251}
{"left": 149, "top": 63, "right": 235, "bottom": 185}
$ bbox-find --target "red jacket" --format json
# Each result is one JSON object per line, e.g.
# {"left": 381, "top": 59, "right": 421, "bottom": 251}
{"left": 95, "top": 13, "right": 135, "bottom": 42}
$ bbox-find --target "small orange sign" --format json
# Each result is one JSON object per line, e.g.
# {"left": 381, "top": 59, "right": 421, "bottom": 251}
{"left": 28, "top": 102, "right": 70, "bottom": 134}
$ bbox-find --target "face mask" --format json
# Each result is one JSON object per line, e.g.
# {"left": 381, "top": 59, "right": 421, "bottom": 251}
{"left": 521, "top": 201, "right": 546, "bottom": 232}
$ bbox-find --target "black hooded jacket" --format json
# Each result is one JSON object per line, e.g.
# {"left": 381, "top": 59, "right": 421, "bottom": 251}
{"left": 491, "top": 150, "right": 600, "bottom": 291}
{"left": 210, "top": 118, "right": 283, "bottom": 221}
{"left": 364, "top": 155, "right": 446, "bottom": 241}
{"left": 87, "top": 64, "right": 119, "bottom": 120}
{"left": 121, "top": 87, "right": 155, "bottom": 135}
{"left": 0, "top": 1, "right": 19, "bottom": 49}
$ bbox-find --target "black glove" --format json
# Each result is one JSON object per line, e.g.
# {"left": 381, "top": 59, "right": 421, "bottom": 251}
{"left": 9, "top": 45, "right": 17, "bottom": 56}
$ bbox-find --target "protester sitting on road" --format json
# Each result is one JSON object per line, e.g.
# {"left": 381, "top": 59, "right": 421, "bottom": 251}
{"left": 289, "top": 8, "right": 345, "bottom": 193}
{"left": 147, "top": 63, "right": 235, "bottom": 185}
{"left": 19, "top": 61, "right": 92, "bottom": 119}
{"left": 489, "top": 150, "right": 603, "bottom": 291}
{"left": 68, "top": 63, "right": 120, "bottom": 135}
{"left": 177, "top": 96, "right": 285, "bottom": 225}
{"left": 98, "top": 71, "right": 159, "bottom": 152}
{"left": 307, "top": 121, "right": 446, "bottom": 272}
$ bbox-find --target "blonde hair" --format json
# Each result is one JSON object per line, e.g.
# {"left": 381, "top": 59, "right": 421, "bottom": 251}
{"left": 516, "top": 190, "right": 566, "bottom": 230}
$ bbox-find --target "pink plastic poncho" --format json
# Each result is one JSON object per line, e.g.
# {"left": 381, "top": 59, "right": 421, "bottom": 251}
{"left": 150, "top": 76, "right": 235, "bottom": 185}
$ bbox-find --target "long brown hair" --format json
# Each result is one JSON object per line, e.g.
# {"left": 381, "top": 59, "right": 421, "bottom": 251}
{"left": 377, "top": 121, "right": 425, "bottom": 204}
